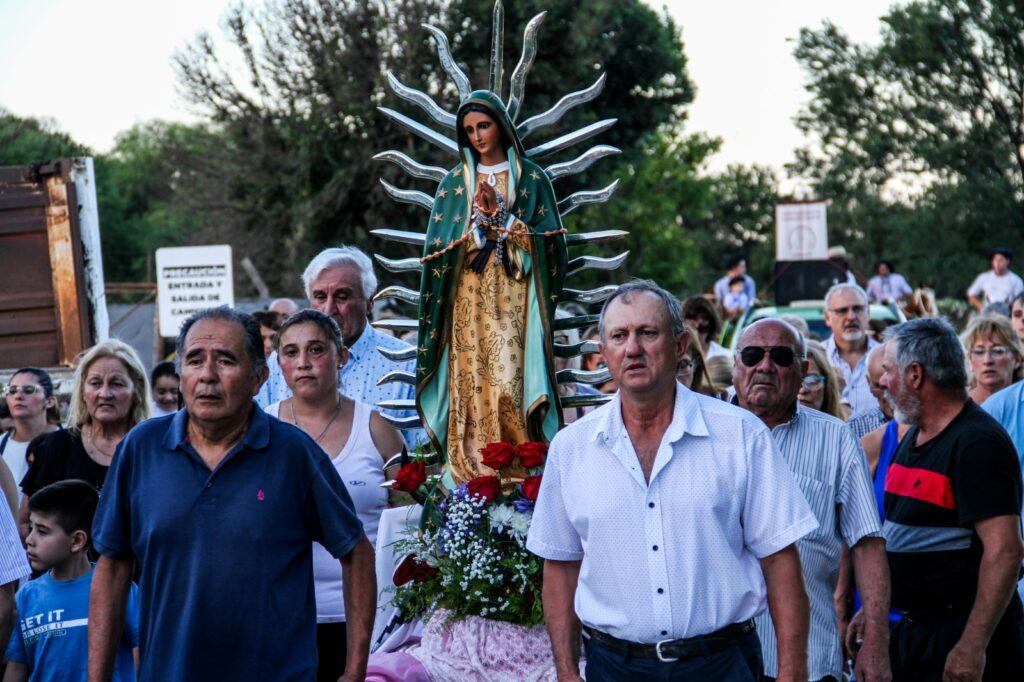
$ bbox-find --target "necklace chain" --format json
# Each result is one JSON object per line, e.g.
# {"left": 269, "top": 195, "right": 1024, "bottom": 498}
{"left": 290, "top": 395, "right": 342, "bottom": 445}
{"left": 85, "top": 425, "right": 116, "bottom": 460}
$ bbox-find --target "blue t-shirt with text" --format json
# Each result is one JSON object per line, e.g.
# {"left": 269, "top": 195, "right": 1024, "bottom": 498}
{"left": 5, "top": 568, "right": 139, "bottom": 681}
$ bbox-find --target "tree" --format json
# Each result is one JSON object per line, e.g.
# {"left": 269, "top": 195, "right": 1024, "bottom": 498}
{"left": 793, "top": 1, "right": 1024, "bottom": 296}
{"left": 566, "top": 126, "right": 783, "bottom": 298}
{"left": 94, "top": 122, "right": 215, "bottom": 282}
{"left": 0, "top": 109, "right": 89, "bottom": 166}
{"left": 171, "top": 0, "right": 693, "bottom": 295}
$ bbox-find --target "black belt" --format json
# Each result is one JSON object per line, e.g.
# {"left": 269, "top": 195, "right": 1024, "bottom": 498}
{"left": 582, "top": 619, "right": 755, "bottom": 662}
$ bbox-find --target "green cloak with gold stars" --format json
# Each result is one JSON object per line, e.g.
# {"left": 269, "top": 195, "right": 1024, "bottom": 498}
{"left": 414, "top": 90, "right": 568, "bottom": 473}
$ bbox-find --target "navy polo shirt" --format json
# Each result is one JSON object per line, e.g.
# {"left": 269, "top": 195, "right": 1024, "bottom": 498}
{"left": 93, "top": 404, "right": 364, "bottom": 680}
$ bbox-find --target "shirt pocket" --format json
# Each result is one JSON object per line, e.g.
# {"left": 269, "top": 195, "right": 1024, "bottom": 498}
{"left": 791, "top": 473, "right": 836, "bottom": 541}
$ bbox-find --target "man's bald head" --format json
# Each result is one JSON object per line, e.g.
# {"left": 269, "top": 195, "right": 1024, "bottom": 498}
{"left": 269, "top": 298, "right": 300, "bottom": 318}
{"left": 736, "top": 318, "right": 806, "bottom": 357}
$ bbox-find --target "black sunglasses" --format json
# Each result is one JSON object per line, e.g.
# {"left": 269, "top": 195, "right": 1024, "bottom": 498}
{"left": 738, "top": 346, "right": 797, "bottom": 368}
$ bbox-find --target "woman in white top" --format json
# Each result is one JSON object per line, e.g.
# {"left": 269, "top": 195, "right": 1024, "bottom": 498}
{"left": 266, "top": 309, "right": 404, "bottom": 682}
{"left": 1, "top": 367, "right": 60, "bottom": 513}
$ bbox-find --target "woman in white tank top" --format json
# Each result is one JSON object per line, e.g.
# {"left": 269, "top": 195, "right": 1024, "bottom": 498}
{"left": 265, "top": 310, "right": 405, "bottom": 682}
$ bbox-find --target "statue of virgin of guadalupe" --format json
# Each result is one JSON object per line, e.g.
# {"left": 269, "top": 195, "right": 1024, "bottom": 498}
{"left": 414, "top": 90, "right": 568, "bottom": 485}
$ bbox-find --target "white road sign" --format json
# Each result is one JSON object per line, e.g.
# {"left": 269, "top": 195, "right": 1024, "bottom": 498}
{"left": 156, "top": 245, "right": 234, "bottom": 338}
{"left": 775, "top": 202, "right": 828, "bottom": 261}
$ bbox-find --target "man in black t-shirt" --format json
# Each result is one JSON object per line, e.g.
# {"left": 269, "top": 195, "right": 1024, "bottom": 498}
{"left": 875, "top": 318, "right": 1024, "bottom": 681}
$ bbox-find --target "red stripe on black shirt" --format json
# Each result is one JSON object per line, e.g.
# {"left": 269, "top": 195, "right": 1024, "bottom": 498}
{"left": 884, "top": 462, "right": 954, "bottom": 509}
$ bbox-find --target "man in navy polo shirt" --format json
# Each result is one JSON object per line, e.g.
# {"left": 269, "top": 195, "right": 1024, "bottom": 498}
{"left": 87, "top": 307, "right": 376, "bottom": 681}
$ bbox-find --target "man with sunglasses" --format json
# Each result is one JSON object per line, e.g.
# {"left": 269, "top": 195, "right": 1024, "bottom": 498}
{"left": 529, "top": 280, "right": 818, "bottom": 682}
{"left": 823, "top": 284, "right": 878, "bottom": 415}
{"left": 733, "top": 319, "right": 890, "bottom": 682}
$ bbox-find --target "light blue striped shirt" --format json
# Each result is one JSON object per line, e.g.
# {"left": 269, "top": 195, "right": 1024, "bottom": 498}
{"left": 256, "top": 324, "right": 424, "bottom": 448}
{"left": 753, "top": 404, "right": 883, "bottom": 680}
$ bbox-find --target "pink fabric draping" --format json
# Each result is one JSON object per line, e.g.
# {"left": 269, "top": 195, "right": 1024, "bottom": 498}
{"left": 366, "top": 609, "right": 563, "bottom": 681}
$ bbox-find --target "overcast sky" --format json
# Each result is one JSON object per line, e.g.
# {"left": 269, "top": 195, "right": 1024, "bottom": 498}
{"left": 0, "top": 0, "right": 898, "bottom": 173}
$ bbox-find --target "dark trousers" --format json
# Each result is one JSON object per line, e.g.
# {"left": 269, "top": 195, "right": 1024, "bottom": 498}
{"left": 584, "top": 628, "right": 763, "bottom": 682}
{"left": 890, "top": 595, "right": 1024, "bottom": 681}
{"left": 316, "top": 622, "right": 347, "bottom": 682}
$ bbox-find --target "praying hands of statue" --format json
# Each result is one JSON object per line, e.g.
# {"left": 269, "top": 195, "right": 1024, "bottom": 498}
{"left": 475, "top": 181, "right": 498, "bottom": 217}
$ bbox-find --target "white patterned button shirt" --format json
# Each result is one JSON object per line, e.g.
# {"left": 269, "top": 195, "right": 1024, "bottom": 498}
{"left": 824, "top": 335, "right": 879, "bottom": 415}
{"left": 0, "top": 496, "right": 29, "bottom": 585}
{"left": 527, "top": 384, "right": 818, "bottom": 643}
{"left": 256, "top": 324, "right": 424, "bottom": 448}
{"left": 753, "top": 404, "right": 882, "bottom": 680}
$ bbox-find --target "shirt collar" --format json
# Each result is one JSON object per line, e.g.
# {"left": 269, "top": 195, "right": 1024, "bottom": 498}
{"left": 592, "top": 382, "right": 710, "bottom": 445}
{"left": 346, "top": 321, "right": 376, "bottom": 363}
{"left": 163, "top": 402, "right": 270, "bottom": 452}
{"left": 824, "top": 334, "right": 878, "bottom": 357}
{"left": 729, "top": 394, "right": 801, "bottom": 428}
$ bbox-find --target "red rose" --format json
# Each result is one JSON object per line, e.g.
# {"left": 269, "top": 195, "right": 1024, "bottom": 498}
{"left": 481, "top": 441, "right": 516, "bottom": 471}
{"left": 515, "top": 442, "right": 548, "bottom": 469}
{"left": 393, "top": 554, "right": 439, "bottom": 586}
{"left": 521, "top": 474, "right": 542, "bottom": 501}
{"left": 393, "top": 461, "right": 426, "bottom": 493}
{"left": 466, "top": 475, "right": 501, "bottom": 504}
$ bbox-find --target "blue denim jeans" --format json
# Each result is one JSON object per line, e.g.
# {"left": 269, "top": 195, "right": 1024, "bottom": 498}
{"left": 583, "top": 628, "right": 763, "bottom": 682}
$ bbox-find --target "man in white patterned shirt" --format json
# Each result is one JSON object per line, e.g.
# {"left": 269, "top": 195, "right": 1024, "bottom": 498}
{"left": 823, "top": 283, "right": 879, "bottom": 415}
{"left": 0, "top": 462, "right": 29, "bottom": 648}
{"left": 528, "top": 280, "right": 818, "bottom": 682}
{"left": 734, "top": 319, "right": 890, "bottom": 682}
{"left": 256, "top": 246, "right": 423, "bottom": 447}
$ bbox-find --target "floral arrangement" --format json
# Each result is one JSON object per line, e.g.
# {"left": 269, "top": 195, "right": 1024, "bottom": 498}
{"left": 389, "top": 441, "right": 547, "bottom": 626}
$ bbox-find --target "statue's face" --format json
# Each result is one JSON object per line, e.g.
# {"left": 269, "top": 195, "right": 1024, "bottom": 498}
{"left": 462, "top": 111, "right": 502, "bottom": 160}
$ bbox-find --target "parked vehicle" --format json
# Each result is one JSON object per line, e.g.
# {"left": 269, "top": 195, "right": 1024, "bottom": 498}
{"left": 726, "top": 301, "right": 906, "bottom": 351}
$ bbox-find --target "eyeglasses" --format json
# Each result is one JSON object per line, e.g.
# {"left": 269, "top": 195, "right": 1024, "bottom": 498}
{"left": 5, "top": 385, "right": 42, "bottom": 396}
{"left": 828, "top": 305, "right": 867, "bottom": 316}
{"left": 738, "top": 346, "right": 797, "bottom": 368}
{"left": 970, "top": 345, "right": 1011, "bottom": 359}
{"left": 801, "top": 374, "right": 826, "bottom": 389}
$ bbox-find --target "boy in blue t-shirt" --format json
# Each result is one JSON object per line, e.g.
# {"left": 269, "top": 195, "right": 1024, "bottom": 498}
{"left": 4, "top": 480, "right": 139, "bottom": 682}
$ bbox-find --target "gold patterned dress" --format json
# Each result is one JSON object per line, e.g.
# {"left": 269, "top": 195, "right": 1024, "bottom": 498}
{"left": 446, "top": 167, "right": 532, "bottom": 483}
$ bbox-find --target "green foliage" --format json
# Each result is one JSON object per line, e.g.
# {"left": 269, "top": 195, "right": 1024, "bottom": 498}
{"left": 0, "top": 109, "right": 90, "bottom": 166}
{"left": 568, "top": 127, "right": 783, "bottom": 298}
{"left": 793, "top": 1, "right": 1024, "bottom": 296}
{"left": 93, "top": 122, "right": 212, "bottom": 282}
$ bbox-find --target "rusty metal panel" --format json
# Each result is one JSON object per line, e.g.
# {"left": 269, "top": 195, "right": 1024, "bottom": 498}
{"left": 0, "top": 160, "right": 94, "bottom": 368}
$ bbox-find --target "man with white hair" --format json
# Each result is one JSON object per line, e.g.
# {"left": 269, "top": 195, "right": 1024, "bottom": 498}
{"left": 823, "top": 283, "right": 878, "bottom": 414}
{"left": 256, "top": 246, "right": 420, "bottom": 446}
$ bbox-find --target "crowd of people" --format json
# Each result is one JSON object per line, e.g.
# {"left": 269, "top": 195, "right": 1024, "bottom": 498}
{"left": 0, "top": 243, "right": 1022, "bottom": 681}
